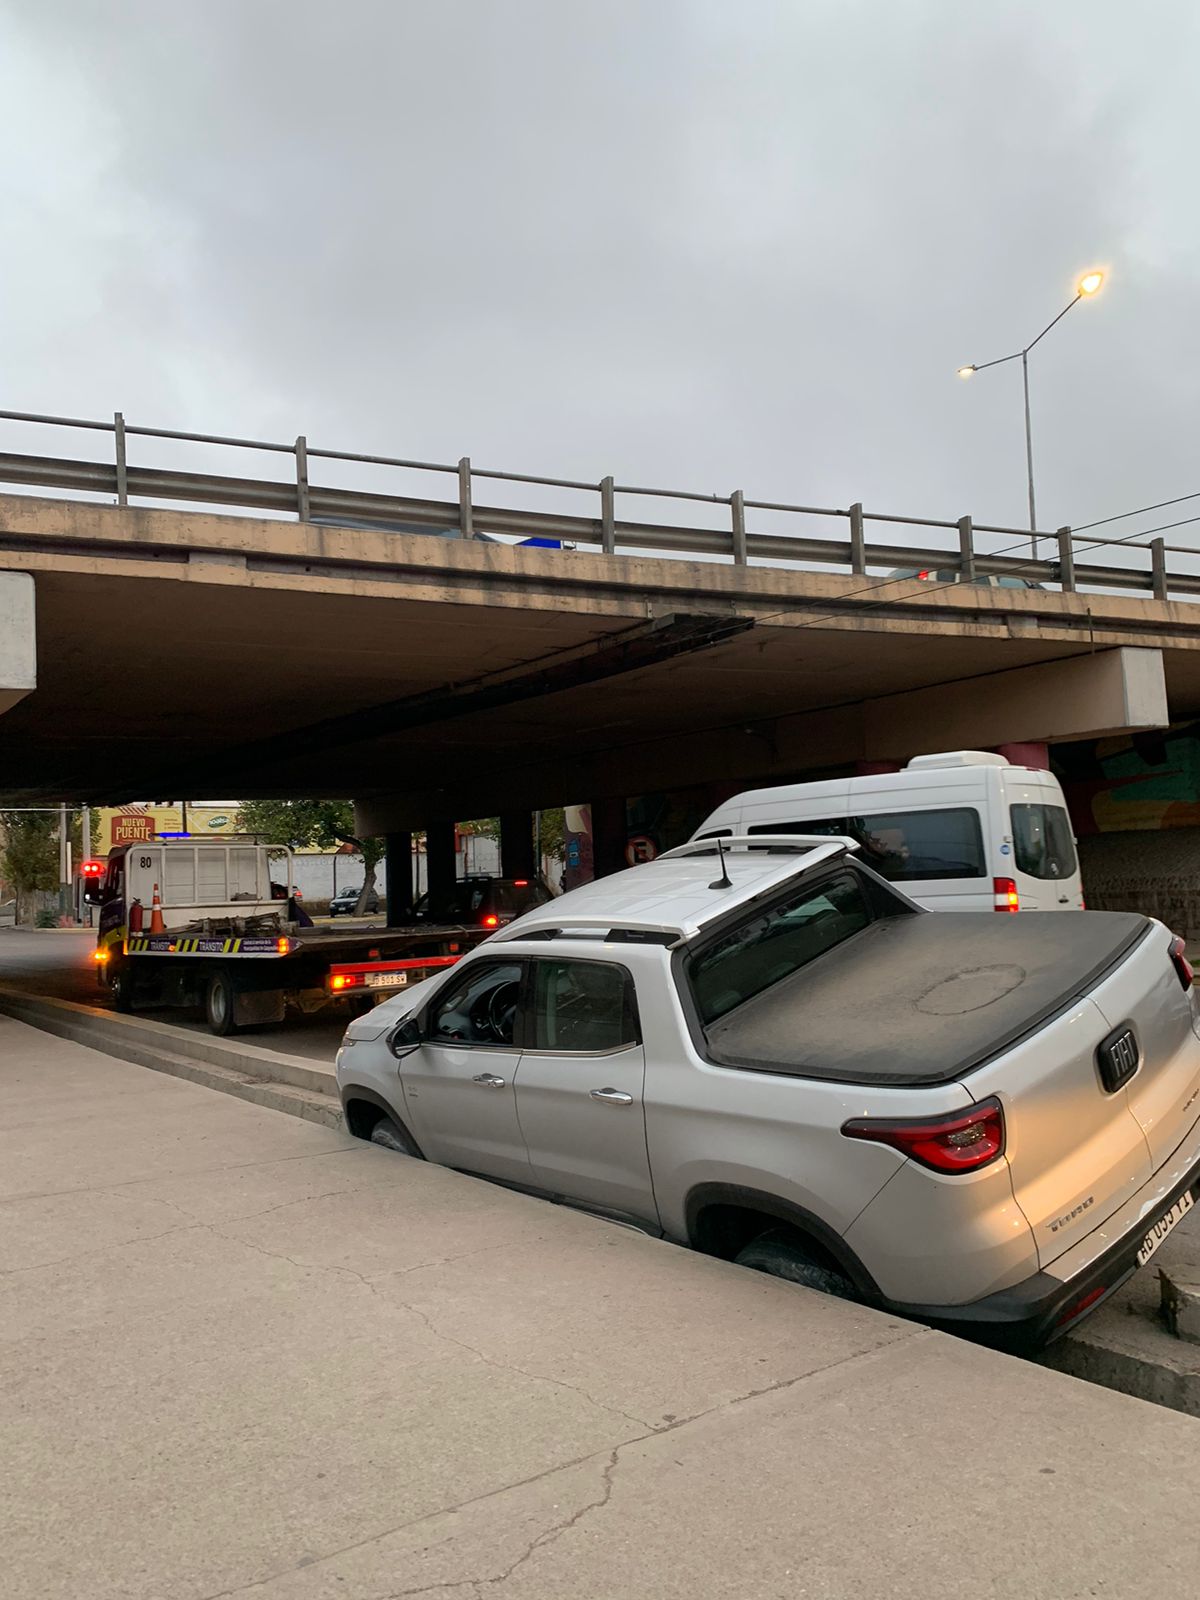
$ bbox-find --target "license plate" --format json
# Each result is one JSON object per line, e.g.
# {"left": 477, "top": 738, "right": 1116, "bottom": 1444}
{"left": 366, "top": 971, "right": 409, "bottom": 989}
{"left": 1136, "top": 1190, "right": 1195, "bottom": 1267}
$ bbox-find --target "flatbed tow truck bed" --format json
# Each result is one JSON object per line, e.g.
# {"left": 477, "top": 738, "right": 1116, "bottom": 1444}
{"left": 110, "top": 921, "right": 488, "bottom": 1034}
{"left": 86, "top": 837, "right": 491, "bottom": 1034}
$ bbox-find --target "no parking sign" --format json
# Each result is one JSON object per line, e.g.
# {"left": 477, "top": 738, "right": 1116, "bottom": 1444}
{"left": 624, "top": 835, "right": 658, "bottom": 867}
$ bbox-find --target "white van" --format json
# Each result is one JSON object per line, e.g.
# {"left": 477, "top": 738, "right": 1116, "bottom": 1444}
{"left": 693, "top": 751, "right": 1085, "bottom": 913}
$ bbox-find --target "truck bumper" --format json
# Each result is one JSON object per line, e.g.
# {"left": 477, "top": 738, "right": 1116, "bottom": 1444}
{"left": 879, "top": 1152, "right": 1200, "bottom": 1352}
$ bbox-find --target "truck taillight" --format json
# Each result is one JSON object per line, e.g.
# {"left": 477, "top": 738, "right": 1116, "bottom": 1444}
{"left": 842, "top": 1097, "right": 1006, "bottom": 1174}
{"left": 330, "top": 972, "right": 364, "bottom": 991}
{"left": 1169, "top": 935, "right": 1194, "bottom": 991}
{"left": 482, "top": 914, "right": 499, "bottom": 928}
{"left": 993, "top": 877, "right": 1019, "bottom": 913}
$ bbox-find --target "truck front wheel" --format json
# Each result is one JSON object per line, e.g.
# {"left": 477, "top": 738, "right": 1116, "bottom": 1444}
{"left": 109, "top": 962, "right": 135, "bottom": 1014}
{"left": 205, "top": 970, "right": 239, "bottom": 1036}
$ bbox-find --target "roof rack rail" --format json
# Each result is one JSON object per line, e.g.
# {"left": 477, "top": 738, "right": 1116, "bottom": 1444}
{"left": 659, "top": 833, "right": 860, "bottom": 857}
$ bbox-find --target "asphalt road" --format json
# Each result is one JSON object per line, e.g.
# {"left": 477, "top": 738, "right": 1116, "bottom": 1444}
{"left": 7, "top": 1013, "right": 1200, "bottom": 1600}
{"left": 0, "top": 926, "right": 348, "bottom": 1062}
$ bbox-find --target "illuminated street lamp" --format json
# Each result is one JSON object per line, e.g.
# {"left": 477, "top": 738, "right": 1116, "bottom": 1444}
{"left": 957, "top": 271, "right": 1106, "bottom": 557}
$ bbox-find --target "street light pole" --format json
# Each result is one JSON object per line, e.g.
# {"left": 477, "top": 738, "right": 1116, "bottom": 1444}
{"left": 957, "top": 271, "right": 1104, "bottom": 561}
{"left": 1021, "top": 348, "right": 1037, "bottom": 552}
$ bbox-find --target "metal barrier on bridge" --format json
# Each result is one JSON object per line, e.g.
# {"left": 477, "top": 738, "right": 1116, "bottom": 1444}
{"left": 0, "top": 406, "right": 1194, "bottom": 602}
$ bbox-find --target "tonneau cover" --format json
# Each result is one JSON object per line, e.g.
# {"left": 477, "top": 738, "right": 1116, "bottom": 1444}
{"left": 705, "top": 911, "right": 1150, "bottom": 1086}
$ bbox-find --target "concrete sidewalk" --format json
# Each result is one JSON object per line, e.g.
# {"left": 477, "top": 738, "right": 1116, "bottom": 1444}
{"left": 4, "top": 1014, "right": 1200, "bottom": 1600}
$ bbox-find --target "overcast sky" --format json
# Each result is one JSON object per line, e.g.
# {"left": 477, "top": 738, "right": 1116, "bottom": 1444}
{"left": 2, "top": 1, "right": 1197, "bottom": 552}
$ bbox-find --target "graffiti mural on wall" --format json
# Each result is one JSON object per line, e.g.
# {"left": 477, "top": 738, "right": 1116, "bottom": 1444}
{"left": 1055, "top": 724, "right": 1200, "bottom": 835}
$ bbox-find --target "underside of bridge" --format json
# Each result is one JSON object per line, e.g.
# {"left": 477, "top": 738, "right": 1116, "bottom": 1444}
{"left": 2, "top": 494, "right": 1200, "bottom": 828}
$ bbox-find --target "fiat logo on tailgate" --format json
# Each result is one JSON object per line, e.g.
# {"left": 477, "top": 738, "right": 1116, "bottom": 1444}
{"left": 1097, "top": 1025, "right": 1139, "bottom": 1092}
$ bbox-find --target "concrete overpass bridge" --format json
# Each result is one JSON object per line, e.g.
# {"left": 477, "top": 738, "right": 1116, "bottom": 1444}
{"left": 1, "top": 408, "right": 1198, "bottom": 899}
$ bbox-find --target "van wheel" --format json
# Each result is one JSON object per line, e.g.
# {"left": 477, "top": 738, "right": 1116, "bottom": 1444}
{"left": 734, "top": 1230, "right": 857, "bottom": 1300}
{"left": 205, "top": 970, "right": 239, "bottom": 1036}
{"left": 369, "top": 1116, "right": 422, "bottom": 1157}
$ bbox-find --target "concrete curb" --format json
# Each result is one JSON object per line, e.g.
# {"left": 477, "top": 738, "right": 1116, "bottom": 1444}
{"left": 0, "top": 987, "right": 343, "bottom": 1130}
{"left": 1042, "top": 1325, "right": 1200, "bottom": 1417}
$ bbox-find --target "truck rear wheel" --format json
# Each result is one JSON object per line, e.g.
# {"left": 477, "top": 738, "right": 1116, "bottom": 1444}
{"left": 205, "top": 970, "right": 239, "bottom": 1036}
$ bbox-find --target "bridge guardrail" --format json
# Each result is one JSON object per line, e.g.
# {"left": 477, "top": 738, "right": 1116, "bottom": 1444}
{"left": 0, "top": 406, "right": 1194, "bottom": 602}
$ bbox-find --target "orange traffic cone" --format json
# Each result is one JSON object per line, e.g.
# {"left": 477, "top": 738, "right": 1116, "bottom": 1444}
{"left": 149, "top": 883, "right": 165, "bottom": 934}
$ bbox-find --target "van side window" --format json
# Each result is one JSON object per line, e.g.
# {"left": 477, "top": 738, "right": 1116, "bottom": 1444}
{"left": 852, "top": 809, "right": 986, "bottom": 882}
{"left": 750, "top": 811, "right": 985, "bottom": 881}
{"left": 748, "top": 819, "right": 846, "bottom": 838}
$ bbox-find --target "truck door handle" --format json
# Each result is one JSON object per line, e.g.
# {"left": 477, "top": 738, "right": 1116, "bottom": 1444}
{"left": 590, "top": 1087, "right": 633, "bottom": 1106}
{"left": 472, "top": 1072, "right": 507, "bottom": 1088}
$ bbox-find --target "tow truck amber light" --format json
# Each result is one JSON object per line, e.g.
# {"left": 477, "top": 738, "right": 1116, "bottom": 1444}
{"left": 1169, "top": 935, "right": 1194, "bottom": 991}
{"left": 993, "top": 876, "right": 1020, "bottom": 913}
{"left": 841, "top": 1097, "right": 1006, "bottom": 1174}
{"left": 92, "top": 948, "right": 109, "bottom": 963}
{"left": 276, "top": 937, "right": 290, "bottom": 954}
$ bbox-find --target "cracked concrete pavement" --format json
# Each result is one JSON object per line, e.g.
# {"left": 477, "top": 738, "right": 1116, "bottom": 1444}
{"left": 5, "top": 1015, "right": 1200, "bottom": 1600}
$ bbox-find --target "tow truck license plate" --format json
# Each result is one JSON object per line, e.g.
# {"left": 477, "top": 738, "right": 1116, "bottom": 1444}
{"left": 366, "top": 971, "right": 409, "bottom": 989}
{"left": 1137, "top": 1191, "right": 1195, "bottom": 1267}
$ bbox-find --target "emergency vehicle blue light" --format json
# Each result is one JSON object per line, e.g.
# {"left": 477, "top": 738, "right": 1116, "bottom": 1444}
{"left": 159, "top": 831, "right": 191, "bottom": 838}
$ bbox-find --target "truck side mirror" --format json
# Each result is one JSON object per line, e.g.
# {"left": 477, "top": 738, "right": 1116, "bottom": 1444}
{"left": 81, "top": 881, "right": 106, "bottom": 907}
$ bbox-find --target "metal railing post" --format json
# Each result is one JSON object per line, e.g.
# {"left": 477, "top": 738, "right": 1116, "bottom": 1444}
{"left": 114, "top": 412, "right": 128, "bottom": 506}
{"left": 1152, "top": 538, "right": 1169, "bottom": 601}
{"left": 848, "top": 502, "right": 865, "bottom": 575}
{"left": 958, "top": 516, "right": 975, "bottom": 584}
{"left": 731, "top": 490, "right": 747, "bottom": 566}
{"left": 1056, "top": 526, "right": 1076, "bottom": 593}
{"left": 458, "top": 456, "right": 474, "bottom": 539}
{"left": 294, "top": 435, "right": 311, "bottom": 521}
{"left": 600, "top": 475, "right": 616, "bottom": 555}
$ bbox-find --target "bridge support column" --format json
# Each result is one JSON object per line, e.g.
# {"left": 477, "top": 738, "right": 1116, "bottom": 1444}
{"left": 500, "top": 811, "right": 537, "bottom": 880}
{"left": 0, "top": 573, "right": 35, "bottom": 718}
{"left": 591, "top": 796, "right": 628, "bottom": 880}
{"left": 995, "top": 742, "right": 1050, "bottom": 771}
{"left": 426, "top": 821, "right": 458, "bottom": 913}
{"left": 384, "top": 832, "right": 413, "bottom": 926}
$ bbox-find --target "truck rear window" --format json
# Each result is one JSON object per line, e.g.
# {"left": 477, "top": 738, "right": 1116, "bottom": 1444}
{"left": 1010, "top": 804, "right": 1077, "bottom": 881}
{"left": 687, "top": 871, "right": 872, "bottom": 1024}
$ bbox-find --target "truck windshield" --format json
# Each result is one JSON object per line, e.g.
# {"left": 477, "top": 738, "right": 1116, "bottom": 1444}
{"left": 687, "top": 871, "right": 873, "bottom": 1025}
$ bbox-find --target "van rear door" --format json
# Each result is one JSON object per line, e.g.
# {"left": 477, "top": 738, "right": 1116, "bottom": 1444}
{"left": 1003, "top": 774, "right": 1084, "bottom": 911}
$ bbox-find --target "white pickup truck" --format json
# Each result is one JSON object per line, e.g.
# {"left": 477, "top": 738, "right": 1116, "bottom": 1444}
{"left": 336, "top": 834, "right": 1200, "bottom": 1350}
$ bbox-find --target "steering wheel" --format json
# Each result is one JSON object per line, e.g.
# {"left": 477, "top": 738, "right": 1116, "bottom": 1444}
{"left": 471, "top": 979, "right": 518, "bottom": 1044}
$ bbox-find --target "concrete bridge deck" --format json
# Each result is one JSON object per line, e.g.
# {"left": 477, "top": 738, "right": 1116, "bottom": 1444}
{"left": 1, "top": 490, "right": 1198, "bottom": 819}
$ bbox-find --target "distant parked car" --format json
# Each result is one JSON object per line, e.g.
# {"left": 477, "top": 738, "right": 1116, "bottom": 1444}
{"left": 887, "top": 567, "right": 1043, "bottom": 590}
{"left": 329, "top": 885, "right": 380, "bottom": 917}
{"left": 411, "top": 875, "right": 553, "bottom": 929}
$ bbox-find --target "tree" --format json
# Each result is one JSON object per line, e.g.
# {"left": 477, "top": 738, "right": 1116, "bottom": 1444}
{"left": 0, "top": 810, "right": 101, "bottom": 924}
{"left": 0, "top": 812, "right": 58, "bottom": 922}
{"left": 237, "top": 800, "right": 385, "bottom": 915}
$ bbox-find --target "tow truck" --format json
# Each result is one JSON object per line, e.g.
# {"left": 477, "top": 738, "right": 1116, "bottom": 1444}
{"left": 84, "top": 837, "right": 487, "bottom": 1035}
